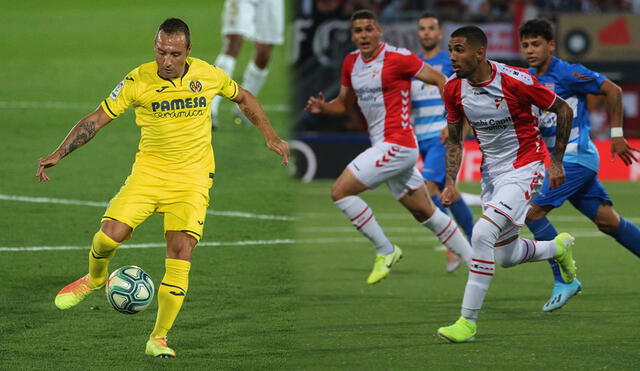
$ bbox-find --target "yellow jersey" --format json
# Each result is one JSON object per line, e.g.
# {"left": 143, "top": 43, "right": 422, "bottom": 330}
{"left": 100, "top": 57, "right": 238, "bottom": 189}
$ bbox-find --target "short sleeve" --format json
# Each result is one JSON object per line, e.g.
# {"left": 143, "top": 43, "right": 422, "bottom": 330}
{"left": 398, "top": 53, "right": 425, "bottom": 79}
{"left": 213, "top": 66, "right": 239, "bottom": 100}
{"left": 101, "top": 70, "right": 137, "bottom": 119}
{"left": 443, "top": 79, "right": 463, "bottom": 123}
{"left": 564, "top": 63, "right": 606, "bottom": 95}
{"left": 517, "top": 73, "right": 557, "bottom": 110}
{"left": 341, "top": 53, "right": 357, "bottom": 88}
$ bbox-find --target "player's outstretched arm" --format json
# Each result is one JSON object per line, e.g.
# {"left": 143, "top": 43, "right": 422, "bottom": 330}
{"left": 232, "top": 87, "right": 290, "bottom": 166}
{"left": 546, "top": 97, "right": 573, "bottom": 189}
{"left": 36, "top": 106, "right": 112, "bottom": 182}
{"left": 441, "top": 119, "right": 464, "bottom": 206}
{"left": 601, "top": 79, "right": 639, "bottom": 165}
{"left": 415, "top": 63, "right": 447, "bottom": 96}
{"left": 304, "top": 87, "right": 356, "bottom": 116}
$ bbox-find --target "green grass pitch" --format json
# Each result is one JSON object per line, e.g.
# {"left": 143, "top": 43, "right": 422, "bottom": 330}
{"left": 1, "top": 1, "right": 639, "bottom": 369}
{"left": 1, "top": 1, "right": 293, "bottom": 369}
{"left": 292, "top": 182, "right": 640, "bottom": 369}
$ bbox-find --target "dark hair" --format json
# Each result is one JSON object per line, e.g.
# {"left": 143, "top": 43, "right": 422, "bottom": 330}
{"left": 351, "top": 9, "right": 378, "bottom": 23}
{"left": 451, "top": 25, "right": 487, "bottom": 48}
{"left": 519, "top": 18, "right": 554, "bottom": 41}
{"left": 158, "top": 18, "right": 191, "bottom": 46}
{"left": 419, "top": 12, "right": 439, "bottom": 23}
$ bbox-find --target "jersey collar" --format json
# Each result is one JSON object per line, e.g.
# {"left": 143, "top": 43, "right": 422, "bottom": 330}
{"left": 529, "top": 56, "right": 557, "bottom": 77}
{"left": 468, "top": 60, "right": 497, "bottom": 87}
{"left": 156, "top": 59, "right": 191, "bottom": 87}
{"left": 361, "top": 42, "right": 386, "bottom": 63}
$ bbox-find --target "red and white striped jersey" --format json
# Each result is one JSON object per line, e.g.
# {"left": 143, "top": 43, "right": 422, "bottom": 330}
{"left": 443, "top": 60, "right": 557, "bottom": 177}
{"left": 341, "top": 43, "right": 424, "bottom": 148}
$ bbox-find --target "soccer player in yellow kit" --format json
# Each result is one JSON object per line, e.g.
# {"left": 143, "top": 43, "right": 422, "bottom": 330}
{"left": 35, "top": 18, "right": 289, "bottom": 358}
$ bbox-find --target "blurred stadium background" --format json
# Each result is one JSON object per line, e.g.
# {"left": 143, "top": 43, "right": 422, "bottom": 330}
{"left": 289, "top": 1, "right": 640, "bottom": 369}
{"left": 292, "top": 0, "right": 640, "bottom": 181}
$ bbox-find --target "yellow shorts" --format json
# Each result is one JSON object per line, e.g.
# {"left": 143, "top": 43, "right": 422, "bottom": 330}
{"left": 102, "top": 174, "right": 212, "bottom": 241}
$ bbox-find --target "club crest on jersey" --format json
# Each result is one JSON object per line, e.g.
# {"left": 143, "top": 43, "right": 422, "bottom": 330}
{"left": 110, "top": 81, "right": 125, "bottom": 100}
{"left": 372, "top": 69, "right": 380, "bottom": 78}
{"left": 494, "top": 97, "right": 505, "bottom": 109}
{"left": 189, "top": 80, "right": 202, "bottom": 93}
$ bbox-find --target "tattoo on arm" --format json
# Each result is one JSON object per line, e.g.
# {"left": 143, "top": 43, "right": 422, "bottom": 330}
{"left": 604, "top": 83, "right": 623, "bottom": 127}
{"left": 445, "top": 120, "right": 463, "bottom": 184}
{"left": 547, "top": 98, "right": 572, "bottom": 163}
{"left": 59, "top": 121, "right": 98, "bottom": 158}
{"left": 241, "top": 106, "right": 259, "bottom": 124}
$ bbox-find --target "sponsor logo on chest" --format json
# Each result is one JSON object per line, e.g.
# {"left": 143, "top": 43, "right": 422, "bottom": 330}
{"left": 353, "top": 62, "right": 384, "bottom": 102}
{"left": 146, "top": 77, "right": 209, "bottom": 119}
{"left": 464, "top": 88, "right": 513, "bottom": 131}
{"left": 151, "top": 96, "right": 207, "bottom": 112}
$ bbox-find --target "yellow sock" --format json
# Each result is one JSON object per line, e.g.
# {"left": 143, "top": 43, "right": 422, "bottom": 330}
{"left": 150, "top": 259, "right": 191, "bottom": 339}
{"left": 88, "top": 230, "right": 120, "bottom": 288}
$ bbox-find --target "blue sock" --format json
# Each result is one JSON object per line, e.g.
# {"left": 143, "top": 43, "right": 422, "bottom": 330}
{"left": 527, "top": 217, "right": 563, "bottom": 283}
{"left": 606, "top": 218, "right": 640, "bottom": 257}
{"left": 449, "top": 198, "right": 474, "bottom": 240}
{"left": 431, "top": 195, "right": 448, "bottom": 214}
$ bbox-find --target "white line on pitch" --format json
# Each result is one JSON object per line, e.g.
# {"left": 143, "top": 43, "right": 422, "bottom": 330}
{"left": 0, "top": 101, "right": 289, "bottom": 112}
{"left": 0, "top": 194, "right": 294, "bottom": 221}
{"left": 300, "top": 227, "right": 610, "bottom": 234}
{"left": 0, "top": 232, "right": 610, "bottom": 252}
{"left": 301, "top": 226, "right": 428, "bottom": 233}
{"left": 297, "top": 212, "right": 640, "bottom": 223}
{"left": 0, "top": 236, "right": 438, "bottom": 252}
{"left": 0, "top": 239, "right": 295, "bottom": 252}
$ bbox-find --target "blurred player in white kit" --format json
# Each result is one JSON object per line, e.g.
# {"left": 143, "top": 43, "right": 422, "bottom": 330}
{"left": 211, "top": 0, "right": 284, "bottom": 129}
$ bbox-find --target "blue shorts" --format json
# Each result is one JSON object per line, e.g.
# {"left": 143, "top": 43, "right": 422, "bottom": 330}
{"left": 533, "top": 162, "right": 611, "bottom": 219}
{"left": 418, "top": 137, "right": 446, "bottom": 189}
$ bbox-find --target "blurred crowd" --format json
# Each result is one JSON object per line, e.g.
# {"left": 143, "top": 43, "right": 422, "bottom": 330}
{"left": 294, "top": 0, "right": 638, "bottom": 135}
{"left": 300, "top": 0, "right": 640, "bottom": 22}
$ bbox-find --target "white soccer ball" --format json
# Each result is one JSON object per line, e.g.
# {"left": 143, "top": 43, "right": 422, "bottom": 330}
{"left": 105, "top": 265, "right": 154, "bottom": 314}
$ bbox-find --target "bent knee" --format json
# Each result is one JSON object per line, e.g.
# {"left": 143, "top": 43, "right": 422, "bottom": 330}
{"left": 254, "top": 44, "right": 273, "bottom": 68}
{"left": 470, "top": 223, "right": 489, "bottom": 247}
{"left": 331, "top": 187, "right": 344, "bottom": 202}
{"left": 331, "top": 183, "right": 351, "bottom": 202}
{"left": 525, "top": 204, "right": 548, "bottom": 223}
{"left": 223, "top": 35, "right": 243, "bottom": 56}
{"left": 594, "top": 205, "right": 620, "bottom": 234}
{"left": 254, "top": 53, "right": 271, "bottom": 69}
{"left": 169, "top": 244, "right": 195, "bottom": 259}
{"left": 166, "top": 232, "right": 197, "bottom": 260}
{"left": 494, "top": 253, "right": 516, "bottom": 268}
{"left": 596, "top": 220, "right": 619, "bottom": 234}
{"left": 409, "top": 209, "right": 430, "bottom": 223}
{"left": 471, "top": 218, "right": 502, "bottom": 247}
{"left": 101, "top": 220, "right": 132, "bottom": 243}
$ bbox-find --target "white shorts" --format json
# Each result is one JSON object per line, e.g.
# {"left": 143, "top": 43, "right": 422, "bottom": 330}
{"left": 220, "top": 0, "right": 284, "bottom": 45}
{"left": 481, "top": 161, "right": 544, "bottom": 227}
{"left": 348, "top": 142, "right": 425, "bottom": 200}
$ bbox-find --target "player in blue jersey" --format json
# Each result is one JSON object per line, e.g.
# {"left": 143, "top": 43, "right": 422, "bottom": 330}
{"left": 411, "top": 13, "right": 475, "bottom": 272}
{"left": 519, "top": 18, "right": 640, "bottom": 312}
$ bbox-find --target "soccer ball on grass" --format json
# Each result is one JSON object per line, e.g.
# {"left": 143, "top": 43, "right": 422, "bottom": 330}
{"left": 105, "top": 265, "right": 154, "bottom": 314}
